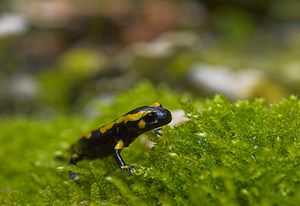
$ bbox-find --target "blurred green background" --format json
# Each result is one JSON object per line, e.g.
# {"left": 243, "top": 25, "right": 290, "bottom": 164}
{"left": 0, "top": 0, "right": 300, "bottom": 115}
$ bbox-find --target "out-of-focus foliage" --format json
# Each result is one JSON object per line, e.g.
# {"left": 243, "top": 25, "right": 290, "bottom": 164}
{"left": 2, "top": 83, "right": 300, "bottom": 205}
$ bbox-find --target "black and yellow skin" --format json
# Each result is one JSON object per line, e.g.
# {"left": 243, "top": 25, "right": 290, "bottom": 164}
{"left": 69, "top": 103, "right": 172, "bottom": 179}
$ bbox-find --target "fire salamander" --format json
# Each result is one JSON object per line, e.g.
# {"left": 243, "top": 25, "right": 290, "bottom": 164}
{"left": 69, "top": 102, "right": 172, "bottom": 179}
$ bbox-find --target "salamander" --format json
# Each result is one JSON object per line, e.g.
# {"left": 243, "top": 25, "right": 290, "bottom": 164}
{"left": 69, "top": 102, "right": 172, "bottom": 179}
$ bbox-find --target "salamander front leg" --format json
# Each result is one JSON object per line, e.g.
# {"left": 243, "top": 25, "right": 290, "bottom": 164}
{"left": 153, "top": 128, "right": 163, "bottom": 136}
{"left": 114, "top": 139, "right": 133, "bottom": 174}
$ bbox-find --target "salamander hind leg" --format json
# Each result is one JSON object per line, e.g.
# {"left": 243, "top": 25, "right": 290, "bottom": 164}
{"left": 69, "top": 153, "right": 82, "bottom": 181}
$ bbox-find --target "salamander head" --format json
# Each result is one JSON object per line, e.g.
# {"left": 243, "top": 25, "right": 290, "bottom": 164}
{"left": 124, "top": 103, "right": 172, "bottom": 134}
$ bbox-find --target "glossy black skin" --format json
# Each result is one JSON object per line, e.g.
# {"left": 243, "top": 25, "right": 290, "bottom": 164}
{"left": 69, "top": 104, "right": 172, "bottom": 177}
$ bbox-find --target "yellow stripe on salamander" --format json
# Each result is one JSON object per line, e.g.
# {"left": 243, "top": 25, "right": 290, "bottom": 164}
{"left": 138, "top": 120, "right": 146, "bottom": 128}
{"left": 85, "top": 132, "right": 92, "bottom": 139}
{"left": 123, "top": 110, "right": 152, "bottom": 123}
{"left": 150, "top": 102, "right": 162, "bottom": 107}
{"left": 99, "top": 110, "right": 152, "bottom": 134}
{"left": 114, "top": 140, "right": 124, "bottom": 150}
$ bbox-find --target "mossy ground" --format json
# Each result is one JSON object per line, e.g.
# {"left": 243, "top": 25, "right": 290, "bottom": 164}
{"left": 1, "top": 82, "right": 300, "bottom": 205}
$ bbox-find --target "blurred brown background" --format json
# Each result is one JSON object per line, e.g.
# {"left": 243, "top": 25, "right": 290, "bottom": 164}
{"left": 1, "top": 0, "right": 300, "bottom": 114}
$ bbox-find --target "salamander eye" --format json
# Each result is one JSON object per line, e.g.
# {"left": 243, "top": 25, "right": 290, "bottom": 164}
{"left": 145, "top": 112, "right": 157, "bottom": 122}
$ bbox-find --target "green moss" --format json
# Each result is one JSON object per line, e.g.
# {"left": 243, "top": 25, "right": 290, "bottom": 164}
{"left": 1, "top": 83, "right": 300, "bottom": 205}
